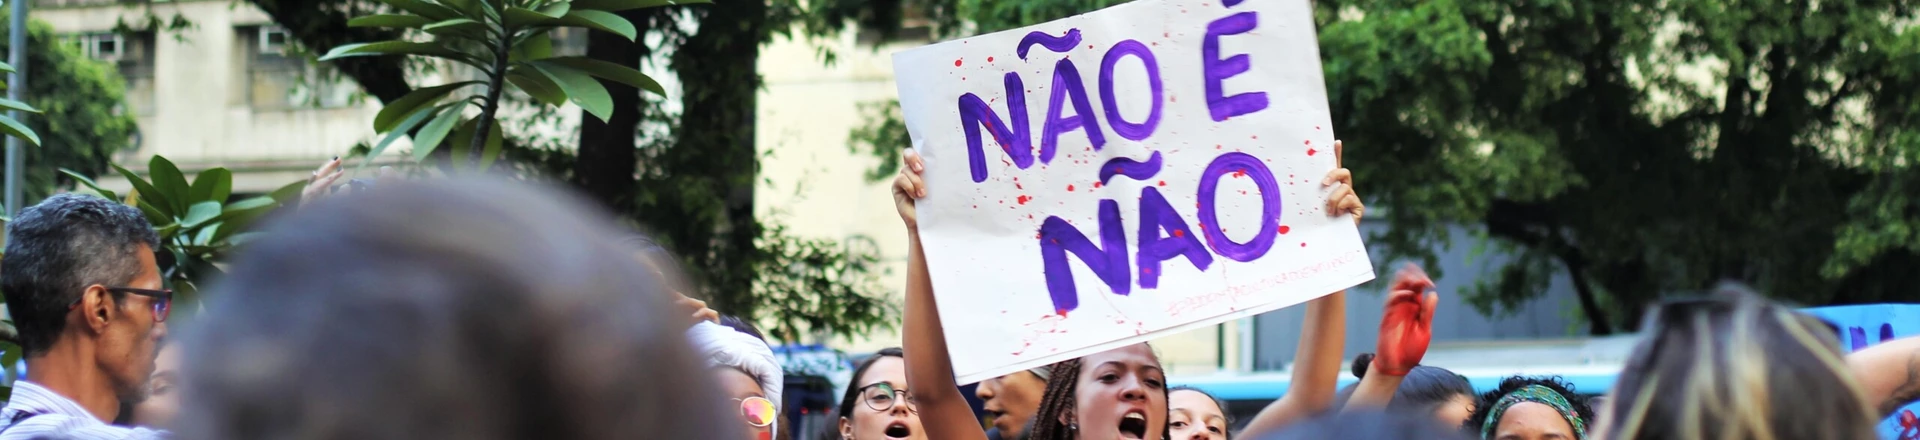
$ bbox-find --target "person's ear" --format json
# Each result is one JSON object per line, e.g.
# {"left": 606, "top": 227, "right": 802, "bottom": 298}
{"left": 1058, "top": 407, "right": 1076, "bottom": 428}
{"left": 839, "top": 417, "right": 854, "bottom": 440}
{"left": 82, "top": 285, "right": 114, "bottom": 333}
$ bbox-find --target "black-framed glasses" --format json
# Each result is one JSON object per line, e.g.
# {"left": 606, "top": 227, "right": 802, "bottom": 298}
{"left": 858, "top": 383, "right": 916, "bottom": 413}
{"left": 69, "top": 287, "right": 172, "bottom": 323}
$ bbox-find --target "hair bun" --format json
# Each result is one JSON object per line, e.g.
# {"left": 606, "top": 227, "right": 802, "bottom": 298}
{"left": 1351, "top": 353, "right": 1375, "bottom": 378}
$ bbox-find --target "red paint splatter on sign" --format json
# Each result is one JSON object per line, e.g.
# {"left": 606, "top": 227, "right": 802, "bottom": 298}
{"left": 1067, "top": 184, "right": 1076, "bottom": 191}
{"left": 1093, "top": 182, "right": 1103, "bottom": 188}
{"left": 1307, "top": 148, "right": 1318, "bottom": 156}
{"left": 1301, "top": 243, "right": 1308, "bottom": 247}
{"left": 1157, "top": 181, "right": 1167, "bottom": 187}
{"left": 1232, "top": 169, "right": 1247, "bottom": 178}
{"left": 1017, "top": 195, "right": 1032, "bottom": 205}
{"left": 1278, "top": 225, "right": 1291, "bottom": 234}
{"left": 954, "top": 58, "right": 963, "bottom": 67}
{"left": 1305, "top": 140, "right": 1312, "bottom": 145}
{"left": 1173, "top": 229, "right": 1185, "bottom": 237}
{"left": 1056, "top": 309, "right": 1069, "bottom": 317}
{"left": 988, "top": 56, "right": 995, "bottom": 62}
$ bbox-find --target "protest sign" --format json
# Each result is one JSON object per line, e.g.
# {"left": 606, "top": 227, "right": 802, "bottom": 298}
{"left": 893, "top": 0, "right": 1375, "bottom": 383}
{"left": 1806, "top": 305, "right": 1920, "bottom": 440}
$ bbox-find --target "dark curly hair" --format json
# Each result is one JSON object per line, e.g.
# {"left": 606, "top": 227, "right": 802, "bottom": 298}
{"left": 1463, "top": 376, "right": 1594, "bottom": 438}
{"left": 1333, "top": 353, "right": 1475, "bottom": 419}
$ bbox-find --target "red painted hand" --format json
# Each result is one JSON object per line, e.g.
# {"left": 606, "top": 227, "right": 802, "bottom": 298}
{"left": 1374, "top": 264, "right": 1438, "bottom": 376}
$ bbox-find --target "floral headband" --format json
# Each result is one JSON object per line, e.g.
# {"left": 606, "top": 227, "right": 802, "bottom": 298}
{"left": 1480, "top": 384, "right": 1587, "bottom": 440}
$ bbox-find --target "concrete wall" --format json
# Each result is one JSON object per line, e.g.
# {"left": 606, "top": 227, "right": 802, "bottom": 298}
{"left": 35, "top": 0, "right": 390, "bottom": 193}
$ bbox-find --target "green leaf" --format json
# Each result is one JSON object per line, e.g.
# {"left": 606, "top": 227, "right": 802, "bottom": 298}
{"left": 450, "top": 118, "right": 479, "bottom": 171}
{"left": 0, "top": 60, "right": 13, "bottom": 73}
{"left": 152, "top": 223, "right": 180, "bottom": 239}
{"left": 510, "top": 31, "right": 554, "bottom": 62}
{"left": 181, "top": 201, "right": 222, "bottom": 228}
{"left": 536, "top": 57, "right": 663, "bottom": 96}
{"left": 376, "top": 82, "right": 478, "bottom": 132}
{"left": 507, "top": 69, "right": 568, "bottom": 106}
{"left": 319, "top": 41, "right": 468, "bottom": 65}
{"left": 544, "top": 10, "right": 637, "bottom": 41}
{"left": 268, "top": 180, "right": 306, "bottom": 203}
{"left": 568, "top": 0, "right": 707, "bottom": 12}
{"left": 530, "top": 62, "right": 613, "bottom": 121}
{"left": 59, "top": 169, "right": 118, "bottom": 200}
{"left": 412, "top": 106, "right": 465, "bottom": 162}
{"left": 0, "top": 115, "right": 40, "bottom": 147}
{"left": 361, "top": 104, "right": 441, "bottom": 174}
{"left": 134, "top": 198, "right": 172, "bottom": 227}
{"left": 540, "top": 2, "right": 572, "bottom": 16}
{"left": 348, "top": 14, "right": 434, "bottom": 28}
{"left": 376, "top": 0, "right": 462, "bottom": 20}
{"left": 148, "top": 156, "right": 192, "bottom": 214}
{"left": 189, "top": 168, "right": 232, "bottom": 204}
{"left": 0, "top": 98, "right": 40, "bottom": 114}
{"left": 477, "top": 119, "right": 504, "bottom": 171}
{"left": 423, "top": 18, "right": 489, "bottom": 38}
{"left": 221, "top": 197, "right": 275, "bottom": 214}
{"left": 191, "top": 224, "right": 220, "bottom": 246}
{"left": 116, "top": 164, "right": 174, "bottom": 217}
{"left": 227, "top": 232, "right": 267, "bottom": 247}
{"left": 504, "top": 6, "right": 568, "bottom": 28}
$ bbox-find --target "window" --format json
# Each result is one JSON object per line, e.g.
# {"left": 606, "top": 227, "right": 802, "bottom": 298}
{"left": 70, "top": 32, "right": 156, "bottom": 115}
{"left": 241, "top": 25, "right": 354, "bottom": 110}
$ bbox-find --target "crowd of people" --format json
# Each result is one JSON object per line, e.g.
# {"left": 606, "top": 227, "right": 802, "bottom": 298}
{"left": 0, "top": 143, "right": 1911, "bottom": 440}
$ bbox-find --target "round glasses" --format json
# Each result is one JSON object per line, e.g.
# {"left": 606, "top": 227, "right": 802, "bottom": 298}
{"left": 68, "top": 286, "right": 173, "bottom": 323}
{"left": 858, "top": 383, "right": 916, "bottom": 413}
{"left": 736, "top": 396, "right": 778, "bottom": 428}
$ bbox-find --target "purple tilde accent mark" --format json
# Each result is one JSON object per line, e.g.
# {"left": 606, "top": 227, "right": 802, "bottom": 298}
{"left": 1223, "top": 0, "right": 1245, "bottom": 6}
{"left": 1041, "top": 59, "right": 1106, "bottom": 163}
{"left": 1039, "top": 200, "right": 1130, "bottom": 314}
{"left": 1196, "top": 153, "right": 1282, "bottom": 262}
{"left": 1017, "top": 28, "right": 1084, "bottom": 60}
{"left": 958, "top": 72, "right": 1032, "bottom": 182}
{"left": 1203, "top": 12, "right": 1269, "bottom": 122}
{"left": 1099, "top": 40, "right": 1163, "bottom": 141}
{"left": 1097, "top": 151, "right": 1163, "bottom": 184}
{"left": 1137, "top": 187, "right": 1212, "bottom": 289}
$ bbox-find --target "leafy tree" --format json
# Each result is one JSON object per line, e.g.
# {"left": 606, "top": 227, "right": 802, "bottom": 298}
{"left": 247, "top": 0, "right": 905, "bottom": 342}
{"left": 63, "top": 157, "right": 303, "bottom": 322}
{"left": 848, "top": 0, "right": 1920, "bottom": 334}
{"left": 0, "top": 16, "right": 136, "bottom": 202}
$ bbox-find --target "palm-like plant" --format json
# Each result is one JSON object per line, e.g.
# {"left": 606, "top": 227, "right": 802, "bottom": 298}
{"left": 323, "top": 0, "right": 701, "bottom": 170}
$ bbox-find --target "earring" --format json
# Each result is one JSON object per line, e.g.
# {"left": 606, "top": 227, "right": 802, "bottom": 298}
{"left": 1069, "top": 422, "right": 1079, "bottom": 431}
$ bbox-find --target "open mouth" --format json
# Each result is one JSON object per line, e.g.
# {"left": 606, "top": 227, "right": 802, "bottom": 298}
{"left": 884, "top": 421, "right": 913, "bottom": 439}
{"left": 1119, "top": 411, "right": 1148, "bottom": 439}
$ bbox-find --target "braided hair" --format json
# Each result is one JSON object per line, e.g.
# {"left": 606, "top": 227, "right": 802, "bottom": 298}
{"left": 1026, "top": 347, "right": 1174, "bottom": 440}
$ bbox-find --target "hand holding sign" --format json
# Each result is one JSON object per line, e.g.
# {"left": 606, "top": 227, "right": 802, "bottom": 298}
{"left": 1373, "top": 264, "right": 1438, "bottom": 376}
{"left": 894, "top": 0, "right": 1375, "bottom": 381}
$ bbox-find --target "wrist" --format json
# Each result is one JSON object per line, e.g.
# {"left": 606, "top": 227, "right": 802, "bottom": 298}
{"left": 1372, "top": 360, "right": 1411, "bottom": 377}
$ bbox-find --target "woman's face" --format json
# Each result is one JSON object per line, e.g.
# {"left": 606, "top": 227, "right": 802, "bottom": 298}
{"left": 840, "top": 357, "right": 925, "bottom": 440}
{"left": 1168, "top": 389, "right": 1226, "bottom": 440}
{"left": 1491, "top": 402, "right": 1576, "bottom": 440}
{"left": 131, "top": 343, "right": 180, "bottom": 428}
{"left": 977, "top": 370, "right": 1047, "bottom": 438}
{"left": 1072, "top": 344, "right": 1167, "bottom": 440}
{"left": 1433, "top": 393, "right": 1475, "bottom": 428}
{"left": 716, "top": 368, "right": 773, "bottom": 440}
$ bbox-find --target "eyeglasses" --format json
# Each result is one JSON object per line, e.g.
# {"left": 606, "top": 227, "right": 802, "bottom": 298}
{"left": 735, "top": 396, "right": 778, "bottom": 428}
{"left": 68, "top": 287, "right": 173, "bottom": 323}
{"left": 858, "top": 383, "right": 916, "bottom": 413}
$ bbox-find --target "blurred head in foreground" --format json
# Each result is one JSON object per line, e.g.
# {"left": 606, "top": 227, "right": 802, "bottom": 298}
{"left": 173, "top": 178, "right": 735, "bottom": 440}
{"left": 1593, "top": 283, "right": 1876, "bottom": 440}
{"left": 1252, "top": 409, "right": 1469, "bottom": 440}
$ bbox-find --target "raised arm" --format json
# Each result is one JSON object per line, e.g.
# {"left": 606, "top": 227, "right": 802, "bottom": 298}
{"left": 894, "top": 150, "right": 991, "bottom": 440}
{"left": 1849, "top": 335, "right": 1920, "bottom": 417}
{"left": 1238, "top": 141, "right": 1366, "bottom": 436}
{"left": 1346, "top": 265, "right": 1438, "bottom": 410}
{"left": 1238, "top": 291, "right": 1347, "bottom": 436}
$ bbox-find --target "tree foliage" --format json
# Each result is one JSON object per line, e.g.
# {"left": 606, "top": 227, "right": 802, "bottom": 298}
{"left": 251, "top": 0, "right": 904, "bottom": 342}
{"left": 0, "top": 17, "right": 134, "bottom": 201}
{"left": 849, "top": 0, "right": 1920, "bottom": 334}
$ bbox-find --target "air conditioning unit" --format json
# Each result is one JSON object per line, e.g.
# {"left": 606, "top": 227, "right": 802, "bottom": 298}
{"left": 82, "top": 33, "right": 124, "bottom": 62}
{"left": 258, "top": 26, "right": 290, "bottom": 55}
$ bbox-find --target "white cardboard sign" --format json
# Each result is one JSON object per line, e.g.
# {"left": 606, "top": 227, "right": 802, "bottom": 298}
{"left": 893, "top": 0, "right": 1375, "bottom": 383}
